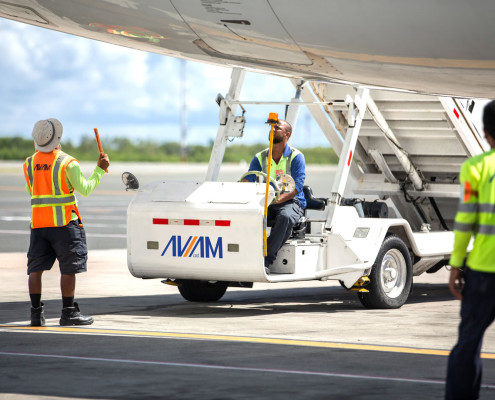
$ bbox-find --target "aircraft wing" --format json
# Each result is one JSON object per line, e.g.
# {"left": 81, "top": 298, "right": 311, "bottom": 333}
{"left": 1, "top": 0, "right": 495, "bottom": 97}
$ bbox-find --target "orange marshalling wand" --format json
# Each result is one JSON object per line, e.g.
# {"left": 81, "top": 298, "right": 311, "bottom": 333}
{"left": 94, "top": 127, "right": 108, "bottom": 172}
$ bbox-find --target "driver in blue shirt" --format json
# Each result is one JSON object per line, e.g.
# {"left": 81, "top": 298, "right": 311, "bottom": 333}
{"left": 243, "top": 119, "right": 306, "bottom": 272}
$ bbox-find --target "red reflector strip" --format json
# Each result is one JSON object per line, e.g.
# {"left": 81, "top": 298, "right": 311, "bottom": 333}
{"left": 347, "top": 150, "right": 353, "bottom": 166}
{"left": 215, "top": 220, "right": 231, "bottom": 227}
{"left": 153, "top": 218, "right": 231, "bottom": 227}
{"left": 453, "top": 108, "right": 460, "bottom": 119}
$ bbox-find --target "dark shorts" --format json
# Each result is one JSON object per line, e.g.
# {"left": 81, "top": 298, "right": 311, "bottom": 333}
{"left": 27, "top": 220, "right": 88, "bottom": 275}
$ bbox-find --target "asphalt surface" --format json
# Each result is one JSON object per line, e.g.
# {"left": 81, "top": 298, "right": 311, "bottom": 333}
{"left": 1, "top": 161, "right": 495, "bottom": 400}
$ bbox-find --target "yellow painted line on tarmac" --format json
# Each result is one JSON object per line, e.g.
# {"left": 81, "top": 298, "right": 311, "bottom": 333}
{"left": 2, "top": 324, "right": 495, "bottom": 359}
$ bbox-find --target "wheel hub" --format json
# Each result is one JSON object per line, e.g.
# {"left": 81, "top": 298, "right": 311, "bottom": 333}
{"left": 380, "top": 250, "right": 406, "bottom": 298}
{"left": 383, "top": 264, "right": 398, "bottom": 285}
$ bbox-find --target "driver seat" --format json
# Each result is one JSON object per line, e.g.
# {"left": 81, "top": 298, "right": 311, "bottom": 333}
{"left": 291, "top": 186, "right": 326, "bottom": 239}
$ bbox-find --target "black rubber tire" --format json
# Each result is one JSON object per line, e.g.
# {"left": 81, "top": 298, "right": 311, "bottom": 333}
{"left": 358, "top": 235, "right": 412, "bottom": 309}
{"left": 178, "top": 280, "right": 228, "bottom": 302}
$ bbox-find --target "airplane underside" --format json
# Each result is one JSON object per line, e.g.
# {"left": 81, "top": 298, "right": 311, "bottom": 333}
{"left": 1, "top": 0, "right": 495, "bottom": 98}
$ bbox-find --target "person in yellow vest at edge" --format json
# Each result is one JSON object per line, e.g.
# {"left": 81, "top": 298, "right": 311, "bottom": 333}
{"left": 23, "top": 119, "right": 110, "bottom": 327}
{"left": 242, "top": 119, "right": 306, "bottom": 274}
{"left": 445, "top": 100, "right": 495, "bottom": 400}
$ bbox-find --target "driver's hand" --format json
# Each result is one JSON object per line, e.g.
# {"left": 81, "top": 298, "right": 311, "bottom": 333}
{"left": 275, "top": 191, "right": 296, "bottom": 205}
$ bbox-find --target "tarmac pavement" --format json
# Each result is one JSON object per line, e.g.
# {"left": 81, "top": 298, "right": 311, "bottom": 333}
{"left": 1, "top": 162, "right": 495, "bottom": 399}
{"left": 2, "top": 249, "right": 495, "bottom": 399}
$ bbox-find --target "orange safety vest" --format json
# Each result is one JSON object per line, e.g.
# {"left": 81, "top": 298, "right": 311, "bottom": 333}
{"left": 23, "top": 150, "right": 82, "bottom": 229}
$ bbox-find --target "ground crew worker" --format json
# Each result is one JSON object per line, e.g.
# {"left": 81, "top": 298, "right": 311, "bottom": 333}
{"left": 445, "top": 100, "right": 495, "bottom": 400}
{"left": 242, "top": 119, "right": 306, "bottom": 272}
{"left": 23, "top": 118, "right": 110, "bottom": 326}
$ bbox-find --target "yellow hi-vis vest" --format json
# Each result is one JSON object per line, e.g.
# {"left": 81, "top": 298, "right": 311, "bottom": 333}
{"left": 450, "top": 149, "right": 495, "bottom": 272}
{"left": 256, "top": 146, "right": 301, "bottom": 180}
{"left": 23, "top": 150, "right": 82, "bottom": 229}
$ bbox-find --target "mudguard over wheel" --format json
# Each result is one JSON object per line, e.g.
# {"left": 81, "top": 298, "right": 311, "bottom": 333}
{"left": 178, "top": 280, "right": 228, "bottom": 302}
{"left": 358, "top": 235, "right": 412, "bottom": 309}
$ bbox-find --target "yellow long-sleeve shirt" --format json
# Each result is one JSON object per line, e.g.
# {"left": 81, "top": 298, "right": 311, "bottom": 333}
{"left": 450, "top": 149, "right": 495, "bottom": 272}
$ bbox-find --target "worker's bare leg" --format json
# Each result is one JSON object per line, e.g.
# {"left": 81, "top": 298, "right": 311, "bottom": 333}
{"left": 28, "top": 271, "right": 43, "bottom": 294}
{"left": 61, "top": 273, "right": 75, "bottom": 298}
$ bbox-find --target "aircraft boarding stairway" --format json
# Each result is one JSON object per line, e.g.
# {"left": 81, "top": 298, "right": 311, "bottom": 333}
{"left": 300, "top": 82, "right": 487, "bottom": 233}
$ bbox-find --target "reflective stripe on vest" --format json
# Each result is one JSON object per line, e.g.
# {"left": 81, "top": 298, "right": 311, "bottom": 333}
{"left": 258, "top": 147, "right": 300, "bottom": 179}
{"left": 457, "top": 203, "right": 495, "bottom": 213}
{"left": 31, "top": 194, "right": 77, "bottom": 205}
{"left": 24, "top": 151, "right": 80, "bottom": 228}
{"left": 453, "top": 221, "right": 476, "bottom": 233}
{"left": 25, "top": 156, "right": 33, "bottom": 193}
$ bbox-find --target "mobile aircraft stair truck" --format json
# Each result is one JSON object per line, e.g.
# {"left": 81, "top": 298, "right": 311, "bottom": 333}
{"left": 126, "top": 68, "right": 487, "bottom": 309}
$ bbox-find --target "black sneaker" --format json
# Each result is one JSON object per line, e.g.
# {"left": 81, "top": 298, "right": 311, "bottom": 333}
{"left": 59, "top": 302, "right": 94, "bottom": 326}
{"left": 30, "top": 302, "right": 45, "bottom": 327}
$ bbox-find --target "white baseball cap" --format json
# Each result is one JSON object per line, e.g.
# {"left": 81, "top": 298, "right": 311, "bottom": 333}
{"left": 32, "top": 118, "right": 63, "bottom": 152}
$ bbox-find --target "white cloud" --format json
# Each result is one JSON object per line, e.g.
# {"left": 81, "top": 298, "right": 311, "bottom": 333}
{"left": 0, "top": 18, "right": 328, "bottom": 147}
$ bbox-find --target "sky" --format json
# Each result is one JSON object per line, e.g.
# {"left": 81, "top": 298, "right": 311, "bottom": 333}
{"left": 0, "top": 17, "right": 488, "bottom": 151}
{"left": 0, "top": 18, "right": 324, "bottom": 148}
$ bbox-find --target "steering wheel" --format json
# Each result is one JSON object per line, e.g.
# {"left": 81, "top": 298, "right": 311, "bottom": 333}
{"left": 239, "top": 170, "right": 281, "bottom": 204}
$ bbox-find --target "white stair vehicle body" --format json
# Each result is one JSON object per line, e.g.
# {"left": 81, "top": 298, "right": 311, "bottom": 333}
{"left": 127, "top": 70, "right": 486, "bottom": 308}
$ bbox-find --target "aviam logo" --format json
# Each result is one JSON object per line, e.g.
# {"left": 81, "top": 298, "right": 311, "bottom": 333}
{"left": 161, "top": 235, "right": 223, "bottom": 258}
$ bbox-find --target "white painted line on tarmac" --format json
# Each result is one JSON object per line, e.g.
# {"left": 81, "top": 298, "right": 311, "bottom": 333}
{"left": 0, "top": 230, "right": 30, "bottom": 235}
{"left": 84, "top": 216, "right": 127, "bottom": 221}
{"left": 87, "top": 232, "right": 126, "bottom": 238}
{"left": 81, "top": 223, "right": 127, "bottom": 229}
{"left": 0, "top": 229, "right": 126, "bottom": 238}
{"left": 0, "top": 216, "right": 31, "bottom": 221}
{"left": 0, "top": 350, "right": 470, "bottom": 388}
{"left": 0, "top": 217, "right": 126, "bottom": 229}
{"left": 0, "top": 215, "right": 127, "bottom": 222}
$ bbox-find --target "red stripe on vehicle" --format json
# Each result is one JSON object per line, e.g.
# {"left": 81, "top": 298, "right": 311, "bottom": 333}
{"left": 347, "top": 150, "right": 353, "bottom": 166}
{"left": 153, "top": 218, "right": 168, "bottom": 225}
{"left": 453, "top": 108, "right": 460, "bottom": 119}
{"left": 215, "top": 220, "right": 231, "bottom": 227}
{"left": 184, "top": 219, "right": 200, "bottom": 226}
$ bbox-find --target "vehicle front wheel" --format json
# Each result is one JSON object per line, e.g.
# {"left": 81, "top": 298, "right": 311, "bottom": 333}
{"left": 177, "top": 280, "right": 228, "bottom": 302}
{"left": 358, "top": 235, "right": 412, "bottom": 309}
